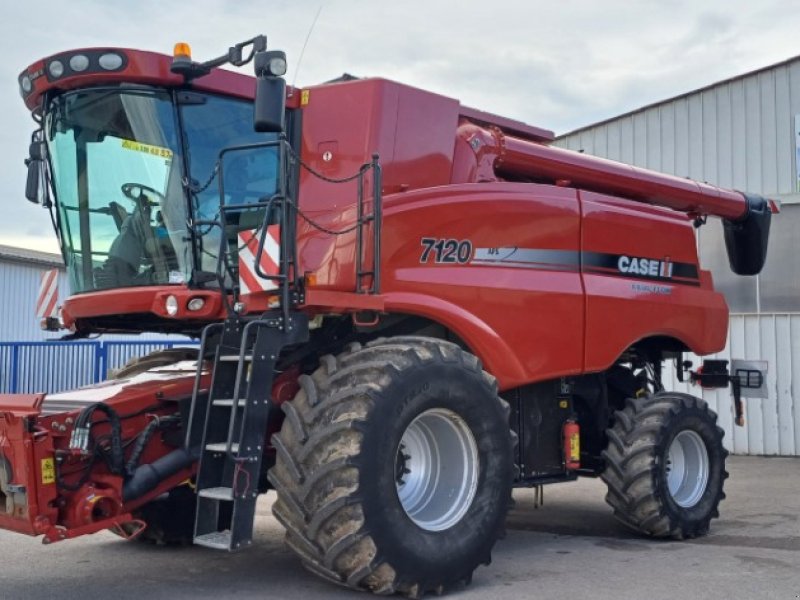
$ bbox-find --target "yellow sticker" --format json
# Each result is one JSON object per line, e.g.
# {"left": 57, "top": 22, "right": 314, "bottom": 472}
{"left": 121, "top": 139, "right": 173, "bottom": 159}
{"left": 301, "top": 89, "right": 310, "bottom": 106}
{"left": 41, "top": 458, "right": 55, "bottom": 485}
{"left": 569, "top": 434, "right": 580, "bottom": 461}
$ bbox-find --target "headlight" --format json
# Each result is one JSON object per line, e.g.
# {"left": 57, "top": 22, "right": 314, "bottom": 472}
{"left": 98, "top": 53, "right": 124, "bottom": 70}
{"left": 268, "top": 57, "right": 287, "bottom": 77}
{"left": 165, "top": 295, "right": 179, "bottom": 317}
{"left": 187, "top": 297, "right": 205, "bottom": 312}
{"left": 69, "top": 54, "right": 90, "bottom": 72}
{"left": 20, "top": 75, "right": 32, "bottom": 94}
{"left": 48, "top": 60, "right": 64, "bottom": 78}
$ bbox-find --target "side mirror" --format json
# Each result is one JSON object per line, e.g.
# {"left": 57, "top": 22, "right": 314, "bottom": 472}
{"left": 29, "top": 140, "right": 45, "bottom": 161}
{"left": 25, "top": 138, "right": 46, "bottom": 204}
{"left": 25, "top": 160, "right": 42, "bottom": 204}
{"left": 253, "top": 50, "right": 287, "bottom": 133}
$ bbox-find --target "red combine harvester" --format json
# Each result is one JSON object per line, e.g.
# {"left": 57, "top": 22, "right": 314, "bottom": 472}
{"left": 11, "top": 36, "right": 775, "bottom": 596}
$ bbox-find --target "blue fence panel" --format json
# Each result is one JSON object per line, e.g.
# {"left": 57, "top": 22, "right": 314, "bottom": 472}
{"left": 0, "top": 340, "right": 199, "bottom": 394}
{"left": 0, "top": 345, "right": 17, "bottom": 393}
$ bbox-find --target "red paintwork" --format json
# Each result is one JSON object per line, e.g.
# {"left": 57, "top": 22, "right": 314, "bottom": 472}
{"left": 0, "top": 394, "right": 45, "bottom": 416}
{"left": 60, "top": 287, "right": 225, "bottom": 330}
{"left": 497, "top": 135, "right": 747, "bottom": 221}
{"left": 580, "top": 191, "right": 728, "bottom": 371}
{"left": 23, "top": 51, "right": 738, "bottom": 384}
{"left": 10, "top": 45, "right": 760, "bottom": 542}
{"left": 563, "top": 420, "right": 580, "bottom": 470}
{"left": 0, "top": 368, "right": 204, "bottom": 538}
{"left": 379, "top": 183, "right": 585, "bottom": 387}
{"left": 21, "top": 48, "right": 254, "bottom": 111}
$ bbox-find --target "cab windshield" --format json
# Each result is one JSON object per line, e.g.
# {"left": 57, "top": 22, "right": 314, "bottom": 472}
{"left": 45, "top": 87, "right": 279, "bottom": 294}
{"left": 46, "top": 88, "right": 189, "bottom": 292}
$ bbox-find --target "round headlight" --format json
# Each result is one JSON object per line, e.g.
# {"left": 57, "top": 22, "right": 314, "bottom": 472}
{"left": 187, "top": 297, "right": 205, "bottom": 312}
{"left": 20, "top": 75, "right": 32, "bottom": 94}
{"left": 98, "top": 53, "right": 124, "bottom": 70}
{"left": 48, "top": 60, "right": 64, "bottom": 78}
{"left": 269, "top": 57, "right": 287, "bottom": 76}
{"left": 165, "top": 295, "right": 179, "bottom": 317}
{"left": 69, "top": 54, "right": 90, "bottom": 72}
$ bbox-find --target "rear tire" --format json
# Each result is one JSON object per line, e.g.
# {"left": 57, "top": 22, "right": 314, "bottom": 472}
{"left": 601, "top": 391, "right": 728, "bottom": 539}
{"left": 268, "top": 337, "right": 514, "bottom": 597}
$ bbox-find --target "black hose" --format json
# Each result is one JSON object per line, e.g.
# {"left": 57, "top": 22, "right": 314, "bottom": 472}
{"left": 124, "top": 415, "right": 179, "bottom": 477}
{"left": 74, "top": 403, "right": 125, "bottom": 476}
{"left": 122, "top": 447, "right": 199, "bottom": 502}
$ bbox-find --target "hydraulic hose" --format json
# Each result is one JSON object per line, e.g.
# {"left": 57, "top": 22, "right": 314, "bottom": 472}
{"left": 122, "top": 446, "right": 199, "bottom": 502}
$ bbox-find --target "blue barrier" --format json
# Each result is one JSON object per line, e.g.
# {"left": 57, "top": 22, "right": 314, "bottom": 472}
{"left": 0, "top": 340, "right": 199, "bottom": 394}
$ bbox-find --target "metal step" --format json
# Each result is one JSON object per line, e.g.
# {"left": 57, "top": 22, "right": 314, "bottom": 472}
{"left": 219, "top": 355, "right": 253, "bottom": 362}
{"left": 205, "top": 442, "right": 239, "bottom": 453}
{"left": 212, "top": 398, "right": 243, "bottom": 407}
{"left": 198, "top": 487, "right": 234, "bottom": 501}
{"left": 194, "top": 531, "right": 232, "bottom": 550}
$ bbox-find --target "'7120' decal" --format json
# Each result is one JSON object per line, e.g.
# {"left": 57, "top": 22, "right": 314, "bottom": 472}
{"left": 420, "top": 238, "right": 473, "bottom": 264}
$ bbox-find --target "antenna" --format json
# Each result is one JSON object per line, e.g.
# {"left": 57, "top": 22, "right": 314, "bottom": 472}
{"left": 292, "top": 4, "right": 324, "bottom": 89}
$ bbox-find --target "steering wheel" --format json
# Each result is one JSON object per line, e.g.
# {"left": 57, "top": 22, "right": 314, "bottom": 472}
{"left": 121, "top": 182, "right": 165, "bottom": 206}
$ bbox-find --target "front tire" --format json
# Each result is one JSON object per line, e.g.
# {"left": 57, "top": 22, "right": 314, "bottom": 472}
{"left": 601, "top": 392, "right": 728, "bottom": 539}
{"left": 268, "top": 337, "right": 514, "bottom": 597}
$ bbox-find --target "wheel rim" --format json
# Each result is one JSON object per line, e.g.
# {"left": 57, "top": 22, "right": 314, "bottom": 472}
{"left": 665, "top": 430, "right": 710, "bottom": 508}
{"left": 395, "top": 408, "right": 479, "bottom": 531}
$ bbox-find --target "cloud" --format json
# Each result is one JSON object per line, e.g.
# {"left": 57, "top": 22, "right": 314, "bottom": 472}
{"left": 2, "top": 0, "right": 799, "bottom": 250}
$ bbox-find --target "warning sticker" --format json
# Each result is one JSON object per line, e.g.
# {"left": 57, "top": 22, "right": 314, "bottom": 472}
{"left": 121, "top": 139, "right": 173, "bottom": 160}
{"left": 301, "top": 89, "right": 310, "bottom": 106}
{"left": 41, "top": 458, "right": 55, "bottom": 485}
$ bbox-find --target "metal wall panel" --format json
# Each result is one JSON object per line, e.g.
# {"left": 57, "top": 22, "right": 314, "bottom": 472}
{"left": 556, "top": 58, "right": 800, "bottom": 198}
{"left": 0, "top": 261, "right": 70, "bottom": 341}
{"left": 555, "top": 62, "right": 800, "bottom": 454}
{"left": 663, "top": 314, "right": 800, "bottom": 456}
{"left": 0, "top": 257, "right": 190, "bottom": 343}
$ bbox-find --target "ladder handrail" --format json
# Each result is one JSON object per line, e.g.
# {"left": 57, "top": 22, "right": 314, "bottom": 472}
{"left": 222, "top": 317, "right": 283, "bottom": 463}
{"left": 184, "top": 322, "right": 224, "bottom": 450}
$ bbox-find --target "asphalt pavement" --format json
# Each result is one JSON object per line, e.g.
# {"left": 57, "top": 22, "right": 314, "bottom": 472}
{"left": 0, "top": 455, "right": 796, "bottom": 600}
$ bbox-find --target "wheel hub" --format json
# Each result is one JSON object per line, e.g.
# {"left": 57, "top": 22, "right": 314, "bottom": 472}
{"left": 395, "top": 408, "right": 479, "bottom": 532}
{"left": 665, "top": 430, "right": 710, "bottom": 508}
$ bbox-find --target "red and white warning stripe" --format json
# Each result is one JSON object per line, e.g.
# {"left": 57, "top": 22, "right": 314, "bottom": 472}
{"left": 238, "top": 225, "right": 280, "bottom": 295}
{"left": 36, "top": 269, "right": 59, "bottom": 319}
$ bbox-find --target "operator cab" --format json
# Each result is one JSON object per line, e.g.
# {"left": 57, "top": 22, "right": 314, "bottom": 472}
{"left": 20, "top": 37, "right": 293, "bottom": 334}
{"left": 44, "top": 87, "right": 278, "bottom": 292}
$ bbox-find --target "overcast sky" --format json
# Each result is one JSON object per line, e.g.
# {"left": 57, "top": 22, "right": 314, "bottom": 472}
{"left": 1, "top": 0, "right": 798, "bottom": 252}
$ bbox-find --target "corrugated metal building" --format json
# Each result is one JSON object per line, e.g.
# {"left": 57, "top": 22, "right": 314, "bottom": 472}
{"left": 0, "top": 243, "right": 193, "bottom": 343}
{"left": 556, "top": 55, "right": 800, "bottom": 456}
{"left": 0, "top": 244, "right": 194, "bottom": 393}
{"left": 0, "top": 244, "right": 69, "bottom": 341}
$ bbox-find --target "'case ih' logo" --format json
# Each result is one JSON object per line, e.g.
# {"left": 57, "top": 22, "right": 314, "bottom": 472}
{"left": 618, "top": 255, "right": 673, "bottom": 278}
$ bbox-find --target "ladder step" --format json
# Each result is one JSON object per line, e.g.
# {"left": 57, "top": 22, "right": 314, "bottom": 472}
{"left": 198, "top": 487, "right": 234, "bottom": 501}
{"left": 194, "top": 531, "right": 232, "bottom": 550}
{"left": 219, "top": 355, "right": 252, "bottom": 362}
{"left": 206, "top": 442, "right": 239, "bottom": 453}
{"left": 212, "top": 398, "right": 243, "bottom": 407}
